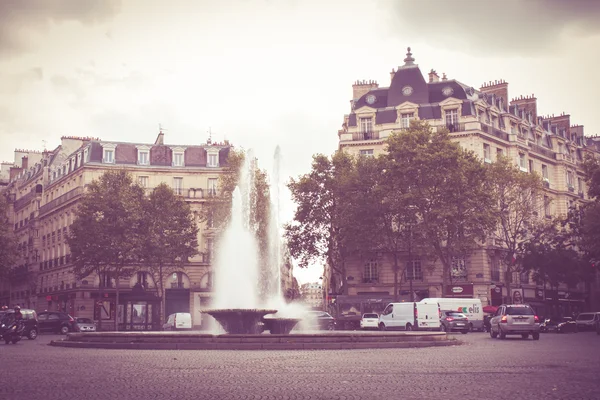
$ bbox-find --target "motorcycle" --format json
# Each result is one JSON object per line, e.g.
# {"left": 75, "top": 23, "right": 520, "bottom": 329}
{"left": 0, "top": 320, "right": 24, "bottom": 344}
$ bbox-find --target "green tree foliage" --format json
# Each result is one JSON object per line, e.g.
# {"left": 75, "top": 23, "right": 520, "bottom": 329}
{"left": 141, "top": 183, "right": 199, "bottom": 325}
{"left": 384, "top": 121, "right": 497, "bottom": 293}
{"left": 521, "top": 217, "right": 587, "bottom": 291}
{"left": 578, "top": 155, "right": 600, "bottom": 264}
{"left": 0, "top": 194, "right": 18, "bottom": 279}
{"left": 285, "top": 152, "right": 360, "bottom": 294}
{"left": 68, "top": 170, "right": 146, "bottom": 330}
{"left": 486, "top": 155, "right": 545, "bottom": 299}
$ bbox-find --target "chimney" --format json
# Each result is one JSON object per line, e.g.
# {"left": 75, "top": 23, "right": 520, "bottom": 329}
{"left": 510, "top": 94, "right": 538, "bottom": 122}
{"left": 352, "top": 79, "right": 379, "bottom": 100}
{"left": 480, "top": 79, "right": 509, "bottom": 109}
{"left": 428, "top": 69, "right": 439, "bottom": 83}
{"left": 155, "top": 130, "right": 164, "bottom": 145}
{"left": 441, "top": 73, "right": 447, "bottom": 81}
{"left": 21, "top": 156, "right": 28, "bottom": 170}
{"left": 390, "top": 68, "right": 396, "bottom": 82}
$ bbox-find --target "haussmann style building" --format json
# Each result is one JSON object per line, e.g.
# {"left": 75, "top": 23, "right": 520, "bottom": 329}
{"left": 1, "top": 131, "right": 294, "bottom": 330}
{"left": 329, "top": 48, "right": 600, "bottom": 327}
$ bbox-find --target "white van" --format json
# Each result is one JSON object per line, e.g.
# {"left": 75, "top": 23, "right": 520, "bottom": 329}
{"left": 163, "top": 312, "right": 192, "bottom": 331}
{"left": 419, "top": 298, "right": 483, "bottom": 331}
{"left": 378, "top": 302, "right": 441, "bottom": 331}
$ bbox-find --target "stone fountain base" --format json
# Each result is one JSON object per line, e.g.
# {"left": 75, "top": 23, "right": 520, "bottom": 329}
{"left": 262, "top": 317, "right": 301, "bottom": 334}
{"left": 49, "top": 331, "right": 459, "bottom": 350}
{"left": 203, "top": 308, "right": 277, "bottom": 334}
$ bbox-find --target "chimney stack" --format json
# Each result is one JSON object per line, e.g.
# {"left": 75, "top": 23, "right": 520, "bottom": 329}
{"left": 428, "top": 69, "right": 440, "bottom": 83}
{"left": 441, "top": 73, "right": 447, "bottom": 81}
{"left": 510, "top": 94, "right": 538, "bottom": 122}
{"left": 480, "top": 79, "right": 509, "bottom": 109}
{"left": 390, "top": 68, "right": 396, "bottom": 82}
{"left": 352, "top": 79, "right": 379, "bottom": 100}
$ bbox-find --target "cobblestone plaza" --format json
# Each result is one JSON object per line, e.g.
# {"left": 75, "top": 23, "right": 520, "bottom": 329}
{"left": 2, "top": 332, "right": 599, "bottom": 400}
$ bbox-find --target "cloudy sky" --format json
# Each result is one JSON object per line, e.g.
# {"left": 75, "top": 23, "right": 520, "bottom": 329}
{"left": 1, "top": 0, "right": 599, "bottom": 283}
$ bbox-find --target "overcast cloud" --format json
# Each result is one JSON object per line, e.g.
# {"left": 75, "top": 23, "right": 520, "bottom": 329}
{"left": 1, "top": 0, "right": 599, "bottom": 283}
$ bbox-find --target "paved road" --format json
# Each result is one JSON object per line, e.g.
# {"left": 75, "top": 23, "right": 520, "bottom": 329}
{"left": 1, "top": 331, "right": 599, "bottom": 400}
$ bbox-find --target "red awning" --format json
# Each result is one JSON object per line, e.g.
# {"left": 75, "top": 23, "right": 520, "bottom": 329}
{"left": 483, "top": 305, "right": 498, "bottom": 314}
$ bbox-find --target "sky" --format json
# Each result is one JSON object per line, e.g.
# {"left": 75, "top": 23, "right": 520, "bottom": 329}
{"left": 1, "top": 0, "right": 599, "bottom": 284}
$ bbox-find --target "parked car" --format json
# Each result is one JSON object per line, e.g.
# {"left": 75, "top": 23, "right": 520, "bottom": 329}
{"left": 163, "top": 313, "right": 192, "bottom": 331}
{"left": 304, "top": 311, "right": 336, "bottom": 331}
{"left": 378, "top": 302, "right": 441, "bottom": 331}
{"left": 420, "top": 298, "right": 484, "bottom": 331}
{"left": 75, "top": 317, "right": 97, "bottom": 332}
{"left": 489, "top": 304, "right": 540, "bottom": 340}
{"left": 540, "top": 317, "right": 578, "bottom": 333}
{"left": 37, "top": 312, "right": 79, "bottom": 334}
{"left": 360, "top": 313, "right": 379, "bottom": 330}
{"left": 0, "top": 309, "right": 38, "bottom": 340}
{"left": 575, "top": 312, "right": 600, "bottom": 331}
{"left": 440, "top": 311, "right": 469, "bottom": 334}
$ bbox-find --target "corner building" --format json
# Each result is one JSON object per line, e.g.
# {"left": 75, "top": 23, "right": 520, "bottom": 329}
{"left": 2, "top": 131, "right": 257, "bottom": 329}
{"left": 333, "top": 48, "right": 600, "bottom": 321}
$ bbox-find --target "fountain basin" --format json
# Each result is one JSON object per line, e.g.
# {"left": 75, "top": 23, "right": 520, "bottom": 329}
{"left": 203, "top": 308, "right": 277, "bottom": 334}
{"left": 262, "top": 317, "right": 301, "bottom": 334}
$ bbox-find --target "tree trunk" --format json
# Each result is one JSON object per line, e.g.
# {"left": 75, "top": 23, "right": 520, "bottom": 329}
{"left": 505, "top": 266, "right": 512, "bottom": 305}
{"left": 393, "top": 252, "right": 399, "bottom": 302}
{"left": 114, "top": 270, "right": 120, "bottom": 331}
{"left": 159, "top": 263, "right": 165, "bottom": 328}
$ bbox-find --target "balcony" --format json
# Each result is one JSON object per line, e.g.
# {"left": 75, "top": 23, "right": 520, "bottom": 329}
{"left": 480, "top": 123, "right": 509, "bottom": 141}
{"left": 39, "top": 187, "right": 83, "bottom": 216}
{"left": 528, "top": 142, "right": 556, "bottom": 159}
{"left": 352, "top": 131, "right": 380, "bottom": 141}
{"left": 543, "top": 180, "right": 550, "bottom": 189}
{"left": 362, "top": 277, "right": 379, "bottom": 284}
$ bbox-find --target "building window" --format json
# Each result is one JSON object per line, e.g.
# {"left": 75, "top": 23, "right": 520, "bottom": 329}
{"left": 400, "top": 113, "right": 414, "bottom": 129}
{"left": 578, "top": 177, "right": 583, "bottom": 195}
{"left": 518, "top": 154, "right": 527, "bottom": 171}
{"left": 491, "top": 257, "right": 500, "bottom": 282}
{"left": 483, "top": 144, "right": 491, "bottom": 163}
{"left": 100, "top": 272, "right": 113, "bottom": 288}
{"left": 138, "top": 176, "right": 149, "bottom": 188}
{"left": 451, "top": 257, "right": 467, "bottom": 280}
{"left": 520, "top": 271, "right": 529, "bottom": 285}
{"left": 208, "top": 178, "right": 217, "bottom": 196}
{"left": 103, "top": 148, "right": 114, "bottom": 164}
{"left": 208, "top": 153, "right": 218, "bottom": 167}
{"left": 359, "top": 149, "right": 374, "bottom": 157}
{"left": 542, "top": 164, "right": 549, "bottom": 181}
{"left": 360, "top": 117, "right": 373, "bottom": 134}
{"left": 173, "top": 177, "right": 183, "bottom": 195}
{"left": 406, "top": 260, "right": 423, "bottom": 281}
{"left": 496, "top": 148, "right": 503, "bottom": 159}
{"left": 445, "top": 109, "right": 458, "bottom": 131}
{"left": 544, "top": 196, "right": 551, "bottom": 217}
{"left": 528, "top": 159, "right": 534, "bottom": 173}
{"left": 136, "top": 272, "right": 149, "bottom": 289}
{"left": 567, "top": 171, "right": 574, "bottom": 191}
{"left": 363, "top": 260, "right": 378, "bottom": 283}
{"left": 138, "top": 150, "right": 149, "bottom": 165}
{"left": 173, "top": 152, "right": 184, "bottom": 167}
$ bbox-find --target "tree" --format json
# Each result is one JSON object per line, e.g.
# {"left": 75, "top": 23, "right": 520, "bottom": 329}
{"left": 385, "top": 121, "right": 497, "bottom": 295}
{"left": 285, "top": 152, "right": 361, "bottom": 295}
{"left": 0, "top": 193, "right": 18, "bottom": 280}
{"left": 141, "top": 183, "right": 199, "bottom": 326}
{"left": 486, "top": 155, "right": 545, "bottom": 301}
{"left": 68, "top": 170, "right": 146, "bottom": 331}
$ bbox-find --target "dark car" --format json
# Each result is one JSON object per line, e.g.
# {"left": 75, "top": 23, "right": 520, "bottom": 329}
{"left": 304, "top": 311, "right": 336, "bottom": 331}
{"left": 37, "top": 312, "right": 78, "bottom": 334}
{"left": 440, "top": 311, "right": 469, "bottom": 334}
{"left": 0, "top": 309, "right": 39, "bottom": 340}
{"left": 540, "top": 317, "right": 578, "bottom": 333}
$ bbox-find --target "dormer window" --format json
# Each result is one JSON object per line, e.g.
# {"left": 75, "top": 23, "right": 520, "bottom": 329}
{"left": 136, "top": 145, "right": 151, "bottom": 166}
{"left": 206, "top": 148, "right": 220, "bottom": 167}
{"left": 170, "top": 146, "right": 186, "bottom": 167}
{"left": 83, "top": 148, "right": 89, "bottom": 163}
{"left": 102, "top": 143, "right": 116, "bottom": 164}
{"left": 400, "top": 113, "right": 414, "bottom": 129}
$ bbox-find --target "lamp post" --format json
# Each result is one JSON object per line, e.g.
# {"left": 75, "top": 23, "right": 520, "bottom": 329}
{"left": 408, "top": 224, "right": 414, "bottom": 302}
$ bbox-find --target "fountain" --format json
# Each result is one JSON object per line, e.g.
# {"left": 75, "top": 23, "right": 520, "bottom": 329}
{"left": 203, "top": 149, "right": 300, "bottom": 334}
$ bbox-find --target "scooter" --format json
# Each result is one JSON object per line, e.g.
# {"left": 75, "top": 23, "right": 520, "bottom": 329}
{"left": 0, "top": 320, "right": 24, "bottom": 344}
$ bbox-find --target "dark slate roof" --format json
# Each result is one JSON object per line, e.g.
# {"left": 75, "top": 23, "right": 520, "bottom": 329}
{"left": 376, "top": 109, "right": 397, "bottom": 124}
{"left": 348, "top": 114, "right": 357, "bottom": 127}
{"left": 151, "top": 145, "right": 172, "bottom": 166}
{"left": 219, "top": 147, "right": 230, "bottom": 166}
{"left": 388, "top": 66, "right": 429, "bottom": 107}
{"left": 461, "top": 101, "right": 475, "bottom": 117}
{"left": 418, "top": 104, "right": 441, "bottom": 119}
{"left": 428, "top": 81, "right": 468, "bottom": 103}
{"left": 354, "top": 89, "right": 389, "bottom": 110}
{"left": 115, "top": 143, "right": 137, "bottom": 165}
{"left": 185, "top": 147, "right": 206, "bottom": 167}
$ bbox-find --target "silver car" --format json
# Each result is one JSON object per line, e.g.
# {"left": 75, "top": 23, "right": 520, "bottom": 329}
{"left": 489, "top": 304, "right": 540, "bottom": 340}
{"left": 75, "top": 318, "right": 96, "bottom": 332}
{"left": 440, "top": 311, "right": 469, "bottom": 334}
